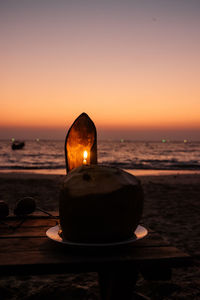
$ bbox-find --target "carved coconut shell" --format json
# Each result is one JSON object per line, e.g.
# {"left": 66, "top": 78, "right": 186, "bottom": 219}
{"left": 59, "top": 165, "right": 144, "bottom": 243}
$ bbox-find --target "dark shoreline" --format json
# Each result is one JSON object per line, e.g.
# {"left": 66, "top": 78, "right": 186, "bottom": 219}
{"left": 1, "top": 168, "right": 200, "bottom": 176}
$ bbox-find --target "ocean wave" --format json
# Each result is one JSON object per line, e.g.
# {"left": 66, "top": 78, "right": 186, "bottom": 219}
{"left": 1, "top": 160, "right": 200, "bottom": 170}
{"left": 0, "top": 165, "right": 66, "bottom": 170}
{"left": 99, "top": 161, "right": 200, "bottom": 170}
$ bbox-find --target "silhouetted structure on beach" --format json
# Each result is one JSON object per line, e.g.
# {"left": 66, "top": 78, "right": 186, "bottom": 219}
{"left": 11, "top": 141, "right": 25, "bottom": 150}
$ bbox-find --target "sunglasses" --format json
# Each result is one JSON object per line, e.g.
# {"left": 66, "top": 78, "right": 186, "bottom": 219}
{"left": 0, "top": 197, "right": 57, "bottom": 229}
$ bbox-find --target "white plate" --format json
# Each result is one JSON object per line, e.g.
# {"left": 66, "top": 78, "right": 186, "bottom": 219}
{"left": 46, "top": 225, "right": 148, "bottom": 247}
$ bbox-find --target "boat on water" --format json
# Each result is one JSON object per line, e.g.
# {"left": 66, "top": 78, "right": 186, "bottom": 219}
{"left": 11, "top": 141, "right": 25, "bottom": 150}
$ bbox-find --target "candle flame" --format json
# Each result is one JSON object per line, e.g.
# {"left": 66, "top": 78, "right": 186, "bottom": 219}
{"left": 83, "top": 150, "right": 88, "bottom": 159}
{"left": 83, "top": 150, "right": 88, "bottom": 165}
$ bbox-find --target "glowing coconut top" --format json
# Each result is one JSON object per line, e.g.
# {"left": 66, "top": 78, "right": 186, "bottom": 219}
{"left": 65, "top": 113, "right": 97, "bottom": 173}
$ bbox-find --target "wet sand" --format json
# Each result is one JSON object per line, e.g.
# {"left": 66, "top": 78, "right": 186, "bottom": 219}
{"left": 0, "top": 172, "right": 200, "bottom": 299}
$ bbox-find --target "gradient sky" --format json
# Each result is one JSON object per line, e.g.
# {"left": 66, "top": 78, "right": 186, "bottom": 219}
{"left": 1, "top": 0, "right": 200, "bottom": 140}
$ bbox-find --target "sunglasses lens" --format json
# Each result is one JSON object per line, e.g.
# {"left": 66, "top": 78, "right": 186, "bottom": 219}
{"left": 14, "top": 197, "right": 36, "bottom": 216}
{"left": 0, "top": 201, "right": 9, "bottom": 219}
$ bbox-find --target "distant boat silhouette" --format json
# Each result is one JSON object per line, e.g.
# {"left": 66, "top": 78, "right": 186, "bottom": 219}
{"left": 11, "top": 141, "right": 25, "bottom": 150}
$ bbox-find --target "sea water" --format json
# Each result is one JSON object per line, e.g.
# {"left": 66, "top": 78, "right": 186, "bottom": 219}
{"left": 0, "top": 140, "right": 200, "bottom": 172}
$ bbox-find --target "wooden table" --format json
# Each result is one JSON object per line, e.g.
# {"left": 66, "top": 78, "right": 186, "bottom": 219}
{"left": 0, "top": 214, "right": 191, "bottom": 300}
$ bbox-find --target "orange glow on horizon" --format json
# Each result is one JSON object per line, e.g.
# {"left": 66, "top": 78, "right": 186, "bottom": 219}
{"left": 1, "top": 120, "right": 200, "bottom": 131}
{"left": 1, "top": 102, "right": 200, "bottom": 130}
{"left": 1, "top": 73, "right": 200, "bottom": 131}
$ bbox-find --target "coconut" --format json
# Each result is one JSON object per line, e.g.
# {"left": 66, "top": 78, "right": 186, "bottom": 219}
{"left": 59, "top": 165, "right": 143, "bottom": 243}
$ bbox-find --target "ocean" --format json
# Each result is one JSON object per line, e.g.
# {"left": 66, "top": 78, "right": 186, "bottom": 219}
{"left": 0, "top": 140, "right": 200, "bottom": 174}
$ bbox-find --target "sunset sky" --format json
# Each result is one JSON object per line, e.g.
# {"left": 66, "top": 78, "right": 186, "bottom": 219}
{"left": 1, "top": 0, "right": 200, "bottom": 140}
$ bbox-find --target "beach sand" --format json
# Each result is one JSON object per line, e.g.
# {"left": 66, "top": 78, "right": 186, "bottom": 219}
{"left": 0, "top": 172, "right": 200, "bottom": 300}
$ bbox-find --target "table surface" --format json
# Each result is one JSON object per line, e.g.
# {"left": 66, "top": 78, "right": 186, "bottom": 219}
{"left": 0, "top": 213, "right": 191, "bottom": 276}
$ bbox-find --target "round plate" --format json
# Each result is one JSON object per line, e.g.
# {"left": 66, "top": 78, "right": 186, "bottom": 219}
{"left": 46, "top": 225, "right": 148, "bottom": 247}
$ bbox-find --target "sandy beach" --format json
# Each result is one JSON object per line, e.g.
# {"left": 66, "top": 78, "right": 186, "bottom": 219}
{"left": 0, "top": 172, "right": 200, "bottom": 300}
